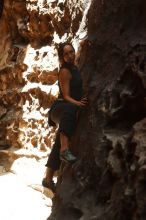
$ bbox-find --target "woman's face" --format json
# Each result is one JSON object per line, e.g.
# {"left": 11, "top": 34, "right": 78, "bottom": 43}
{"left": 63, "top": 45, "right": 75, "bottom": 64}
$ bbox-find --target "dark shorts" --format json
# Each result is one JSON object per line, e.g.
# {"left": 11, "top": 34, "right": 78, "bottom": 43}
{"left": 46, "top": 100, "right": 79, "bottom": 170}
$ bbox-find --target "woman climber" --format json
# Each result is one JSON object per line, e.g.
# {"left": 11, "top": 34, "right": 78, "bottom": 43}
{"left": 42, "top": 42, "right": 88, "bottom": 192}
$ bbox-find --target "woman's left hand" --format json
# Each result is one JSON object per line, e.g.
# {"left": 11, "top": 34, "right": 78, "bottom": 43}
{"left": 80, "top": 97, "right": 88, "bottom": 106}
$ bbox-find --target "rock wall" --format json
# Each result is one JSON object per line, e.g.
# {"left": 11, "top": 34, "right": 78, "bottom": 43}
{"left": 49, "top": 0, "right": 146, "bottom": 220}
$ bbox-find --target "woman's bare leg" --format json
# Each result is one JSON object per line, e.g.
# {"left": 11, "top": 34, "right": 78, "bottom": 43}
{"left": 60, "top": 132, "right": 70, "bottom": 152}
{"left": 42, "top": 167, "right": 56, "bottom": 192}
{"left": 60, "top": 132, "right": 76, "bottom": 162}
{"left": 44, "top": 167, "right": 55, "bottom": 182}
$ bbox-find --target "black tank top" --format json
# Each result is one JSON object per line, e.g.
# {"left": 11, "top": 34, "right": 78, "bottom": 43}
{"left": 58, "top": 63, "right": 82, "bottom": 101}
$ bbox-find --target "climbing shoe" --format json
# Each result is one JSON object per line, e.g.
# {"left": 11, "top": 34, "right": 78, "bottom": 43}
{"left": 42, "top": 179, "right": 56, "bottom": 193}
{"left": 60, "top": 149, "right": 77, "bottom": 163}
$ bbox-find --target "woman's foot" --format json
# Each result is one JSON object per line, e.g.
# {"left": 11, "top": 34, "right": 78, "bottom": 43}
{"left": 60, "top": 149, "right": 77, "bottom": 163}
{"left": 42, "top": 178, "right": 56, "bottom": 193}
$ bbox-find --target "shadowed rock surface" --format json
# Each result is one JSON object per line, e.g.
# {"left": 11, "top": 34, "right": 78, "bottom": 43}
{"left": 49, "top": 0, "right": 146, "bottom": 219}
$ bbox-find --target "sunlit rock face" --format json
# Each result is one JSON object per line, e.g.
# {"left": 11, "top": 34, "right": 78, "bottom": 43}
{"left": 49, "top": 0, "right": 146, "bottom": 220}
{"left": 0, "top": 0, "right": 90, "bottom": 150}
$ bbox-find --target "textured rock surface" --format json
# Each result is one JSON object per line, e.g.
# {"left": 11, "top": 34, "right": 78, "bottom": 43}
{"left": 49, "top": 0, "right": 146, "bottom": 220}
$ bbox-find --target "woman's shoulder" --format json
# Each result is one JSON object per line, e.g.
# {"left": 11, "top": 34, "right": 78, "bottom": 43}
{"left": 60, "top": 63, "right": 71, "bottom": 74}
{"left": 61, "top": 63, "right": 78, "bottom": 71}
{"left": 59, "top": 67, "right": 71, "bottom": 74}
{"left": 59, "top": 67, "right": 72, "bottom": 79}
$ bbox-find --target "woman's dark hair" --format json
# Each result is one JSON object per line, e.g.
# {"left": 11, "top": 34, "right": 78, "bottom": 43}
{"left": 57, "top": 42, "right": 75, "bottom": 64}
